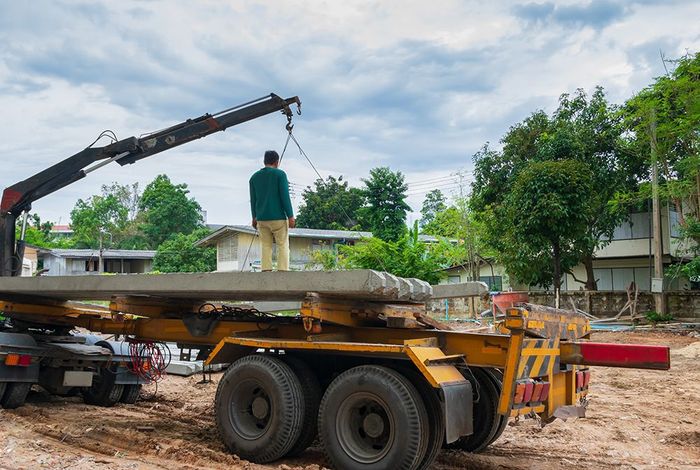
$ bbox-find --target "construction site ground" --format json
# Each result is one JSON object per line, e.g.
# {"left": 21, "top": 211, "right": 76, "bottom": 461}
{"left": 1, "top": 330, "right": 698, "bottom": 470}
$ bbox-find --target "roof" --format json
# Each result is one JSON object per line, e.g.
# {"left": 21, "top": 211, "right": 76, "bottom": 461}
{"left": 50, "top": 225, "right": 73, "bottom": 232}
{"left": 197, "top": 225, "right": 441, "bottom": 246}
{"left": 42, "top": 249, "right": 157, "bottom": 259}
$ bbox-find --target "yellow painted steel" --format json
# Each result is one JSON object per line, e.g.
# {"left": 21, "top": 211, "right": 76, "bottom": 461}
{"left": 404, "top": 346, "right": 467, "bottom": 387}
{"left": 1, "top": 296, "right": 593, "bottom": 422}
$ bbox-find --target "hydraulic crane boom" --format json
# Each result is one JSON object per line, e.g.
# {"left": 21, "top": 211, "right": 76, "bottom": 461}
{"left": 0, "top": 93, "right": 301, "bottom": 277}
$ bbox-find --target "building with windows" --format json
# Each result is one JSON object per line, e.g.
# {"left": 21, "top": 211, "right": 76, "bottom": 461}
{"left": 441, "top": 206, "right": 696, "bottom": 292}
{"left": 197, "top": 225, "right": 439, "bottom": 272}
{"left": 39, "top": 249, "right": 156, "bottom": 276}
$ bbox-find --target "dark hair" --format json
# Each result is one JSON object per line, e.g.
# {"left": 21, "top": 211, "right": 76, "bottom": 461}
{"left": 264, "top": 150, "right": 280, "bottom": 165}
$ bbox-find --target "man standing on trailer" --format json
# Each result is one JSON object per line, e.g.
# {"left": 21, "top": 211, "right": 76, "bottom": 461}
{"left": 249, "top": 150, "right": 295, "bottom": 271}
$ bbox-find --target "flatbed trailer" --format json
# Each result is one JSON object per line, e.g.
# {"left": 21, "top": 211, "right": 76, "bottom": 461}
{"left": 0, "top": 93, "right": 671, "bottom": 469}
{"left": 0, "top": 271, "right": 671, "bottom": 470}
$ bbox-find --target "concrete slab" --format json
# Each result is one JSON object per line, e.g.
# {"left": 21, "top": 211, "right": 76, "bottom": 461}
{"left": 166, "top": 360, "right": 202, "bottom": 377}
{"left": 0, "top": 270, "right": 432, "bottom": 303}
{"left": 431, "top": 282, "right": 488, "bottom": 299}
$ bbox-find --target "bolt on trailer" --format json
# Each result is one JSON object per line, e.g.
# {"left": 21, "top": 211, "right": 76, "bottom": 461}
{"left": 0, "top": 271, "right": 670, "bottom": 470}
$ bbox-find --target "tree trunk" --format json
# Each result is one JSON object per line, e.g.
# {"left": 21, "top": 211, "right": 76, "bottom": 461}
{"left": 583, "top": 254, "right": 597, "bottom": 290}
{"left": 553, "top": 241, "right": 561, "bottom": 308}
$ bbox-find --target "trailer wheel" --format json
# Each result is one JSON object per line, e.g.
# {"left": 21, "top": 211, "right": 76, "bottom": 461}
{"left": 483, "top": 369, "right": 508, "bottom": 446}
{"left": 83, "top": 368, "right": 124, "bottom": 407}
{"left": 215, "top": 354, "right": 304, "bottom": 463}
{"left": 397, "top": 367, "right": 446, "bottom": 470}
{"left": 1, "top": 382, "right": 31, "bottom": 409}
{"left": 120, "top": 384, "right": 142, "bottom": 404}
{"left": 283, "top": 355, "right": 322, "bottom": 457}
{"left": 446, "top": 367, "right": 501, "bottom": 453}
{"left": 0, "top": 382, "right": 7, "bottom": 402}
{"left": 318, "top": 365, "right": 428, "bottom": 470}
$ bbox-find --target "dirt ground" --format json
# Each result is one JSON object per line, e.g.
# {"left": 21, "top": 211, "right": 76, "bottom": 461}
{"left": 1, "top": 330, "right": 698, "bottom": 470}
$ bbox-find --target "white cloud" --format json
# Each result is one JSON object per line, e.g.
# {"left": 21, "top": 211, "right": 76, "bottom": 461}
{"left": 0, "top": 0, "right": 698, "bottom": 226}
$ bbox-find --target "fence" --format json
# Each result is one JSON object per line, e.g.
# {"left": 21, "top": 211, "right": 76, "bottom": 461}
{"left": 427, "top": 291, "right": 700, "bottom": 321}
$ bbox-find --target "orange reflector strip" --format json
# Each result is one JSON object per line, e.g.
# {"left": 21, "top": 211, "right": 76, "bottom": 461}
{"left": 531, "top": 382, "right": 544, "bottom": 402}
{"left": 5, "top": 353, "right": 20, "bottom": 366}
{"left": 513, "top": 382, "right": 526, "bottom": 404}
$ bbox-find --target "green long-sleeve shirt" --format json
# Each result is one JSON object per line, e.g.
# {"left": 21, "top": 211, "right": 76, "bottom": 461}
{"left": 249, "top": 167, "right": 294, "bottom": 221}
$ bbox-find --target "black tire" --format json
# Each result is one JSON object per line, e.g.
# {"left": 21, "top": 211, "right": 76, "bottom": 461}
{"left": 483, "top": 369, "right": 508, "bottom": 446}
{"left": 215, "top": 354, "right": 304, "bottom": 463}
{"left": 82, "top": 368, "right": 124, "bottom": 407}
{"left": 1, "top": 382, "right": 32, "bottom": 409}
{"left": 120, "top": 384, "right": 142, "bottom": 404}
{"left": 398, "top": 367, "right": 446, "bottom": 470}
{"left": 283, "top": 355, "right": 322, "bottom": 457}
{"left": 318, "top": 365, "right": 428, "bottom": 470}
{"left": 446, "top": 367, "right": 501, "bottom": 453}
{"left": 0, "top": 382, "right": 7, "bottom": 402}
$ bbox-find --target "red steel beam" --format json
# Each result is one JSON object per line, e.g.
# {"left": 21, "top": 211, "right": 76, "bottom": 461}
{"left": 560, "top": 342, "right": 670, "bottom": 370}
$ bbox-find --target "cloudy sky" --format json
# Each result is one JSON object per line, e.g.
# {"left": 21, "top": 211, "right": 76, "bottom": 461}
{"left": 1, "top": 1, "right": 698, "bottom": 226}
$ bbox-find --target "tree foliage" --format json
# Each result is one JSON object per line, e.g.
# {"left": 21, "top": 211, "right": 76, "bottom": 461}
{"left": 623, "top": 52, "right": 700, "bottom": 284}
{"left": 419, "top": 190, "right": 446, "bottom": 228}
{"left": 472, "top": 86, "right": 635, "bottom": 289}
{"left": 296, "top": 176, "right": 366, "bottom": 230}
{"left": 70, "top": 191, "right": 129, "bottom": 249}
{"left": 340, "top": 224, "right": 450, "bottom": 284}
{"left": 498, "top": 160, "right": 594, "bottom": 292}
{"left": 152, "top": 228, "right": 216, "bottom": 273}
{"left": 69, "top": 183, "right": 147, "bottom": 249}
{"left": 359, "top": 167, "right": 410, "bottom": 242}
{"left": 14, "top": 213, "right": 71, "bottom": 249}
{"left": 139, "top": 175, "right": 204, "bottom": 248}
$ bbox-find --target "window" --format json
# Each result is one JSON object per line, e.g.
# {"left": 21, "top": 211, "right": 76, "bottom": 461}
{"left": 218, "top": 235, "right": 238, "bottom": 262}
{"left": 594, "top": 267, "right": 652, "bottom": 291}
{"left": 611, "top": 212, "right": 652, "bottom": 240}
{"left": 448, "top": 275, "right": 461, "bottom": 284}
{"left": 479, "top": 276, "right": 503, "bottom": 291}
{"left": 629, "top": 212, "right": 651, "bottom": 238}
{"left": 670, "top": 209, "right": 681, "bottom": 238}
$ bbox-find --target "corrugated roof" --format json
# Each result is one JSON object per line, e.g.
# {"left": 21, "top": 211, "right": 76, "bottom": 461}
{"left": 197, "top": 225, "right": 441, "bottom": 246}
{"left": 44, "top": 249, "right": 156, "bottom": 259}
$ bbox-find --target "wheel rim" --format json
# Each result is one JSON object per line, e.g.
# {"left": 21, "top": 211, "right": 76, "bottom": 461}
{"left": 228, "top": 378, "right": 273, "bottom": 440}
{"left": 335, "top": 391, "right": 395, "bottom": 464}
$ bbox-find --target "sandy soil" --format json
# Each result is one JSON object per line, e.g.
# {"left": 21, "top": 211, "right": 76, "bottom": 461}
{"left": 1, "top": 331, "right": 698, "bottom": 470}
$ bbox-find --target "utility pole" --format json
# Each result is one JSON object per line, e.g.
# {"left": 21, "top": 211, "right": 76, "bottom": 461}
{"left": 649, "top": 109, "right": 666, "bottom": 314}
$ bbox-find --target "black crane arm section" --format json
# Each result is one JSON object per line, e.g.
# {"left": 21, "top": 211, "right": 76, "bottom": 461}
{"left": 0, "top": 93, "right": 301, "bottom": 276}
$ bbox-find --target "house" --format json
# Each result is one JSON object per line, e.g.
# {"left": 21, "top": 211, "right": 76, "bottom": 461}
{"left": 21, "top": 244, "right": 40, "bottom": 276}
{"left": 441, "top": 205, "right": 697, "bottom": 292}
{"left": 49, "top": 224, "right": 74, "bottom": 239}
{"left": 39, "top": 249, "right": 156, "bottom": 276}
{"left": 196, "top": 225, "right": 440, "bottom": 272}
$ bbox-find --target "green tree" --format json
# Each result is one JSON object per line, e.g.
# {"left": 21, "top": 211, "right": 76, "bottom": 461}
{"left": 296, "top": 176, "right": 366, "bottom": 230}
{"left": 340, "top": 223, "right": 450, "bottom": 284}
{"left": 139, "top": 175, "right": 204, "bottom": 247}
{"left": 498, "top": 160, "right": 594, "bottom": 299}
{"left": 152, "top": 228, "right": 216, "bottom": 273}
{"left": 359, "top": 167, "right": 410, "bottom": 242}
{"left": 422, "top": 198, "right": 490, "bottom": 281}
{"left": 69, "top": 183, "right": 147, "bottom": 249}
{"left": 419, "top": 189, "right": 446, "bottom": 228}
{"left": 623, "top": 52, "right": 700, "bottom": 284}
{"left": 14, "top": 213, "right": 65, "bottom": 248}
{"left": 472, "top": 87, "right": 635, "bottom": 289}
{"left": 70, "top": 192, "right": 129, "bottom": 249}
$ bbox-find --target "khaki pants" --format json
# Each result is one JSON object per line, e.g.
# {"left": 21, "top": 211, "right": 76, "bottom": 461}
{"left": 257, "top": 220, "right": 289, "bottom": 271}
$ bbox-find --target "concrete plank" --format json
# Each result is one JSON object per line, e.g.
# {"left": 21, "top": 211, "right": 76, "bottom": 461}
{"left": 0, "top": 270, "right": 432, "bottom": 303}
{"left": 431, "top": 282, "right": 489, "bottom": 299}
